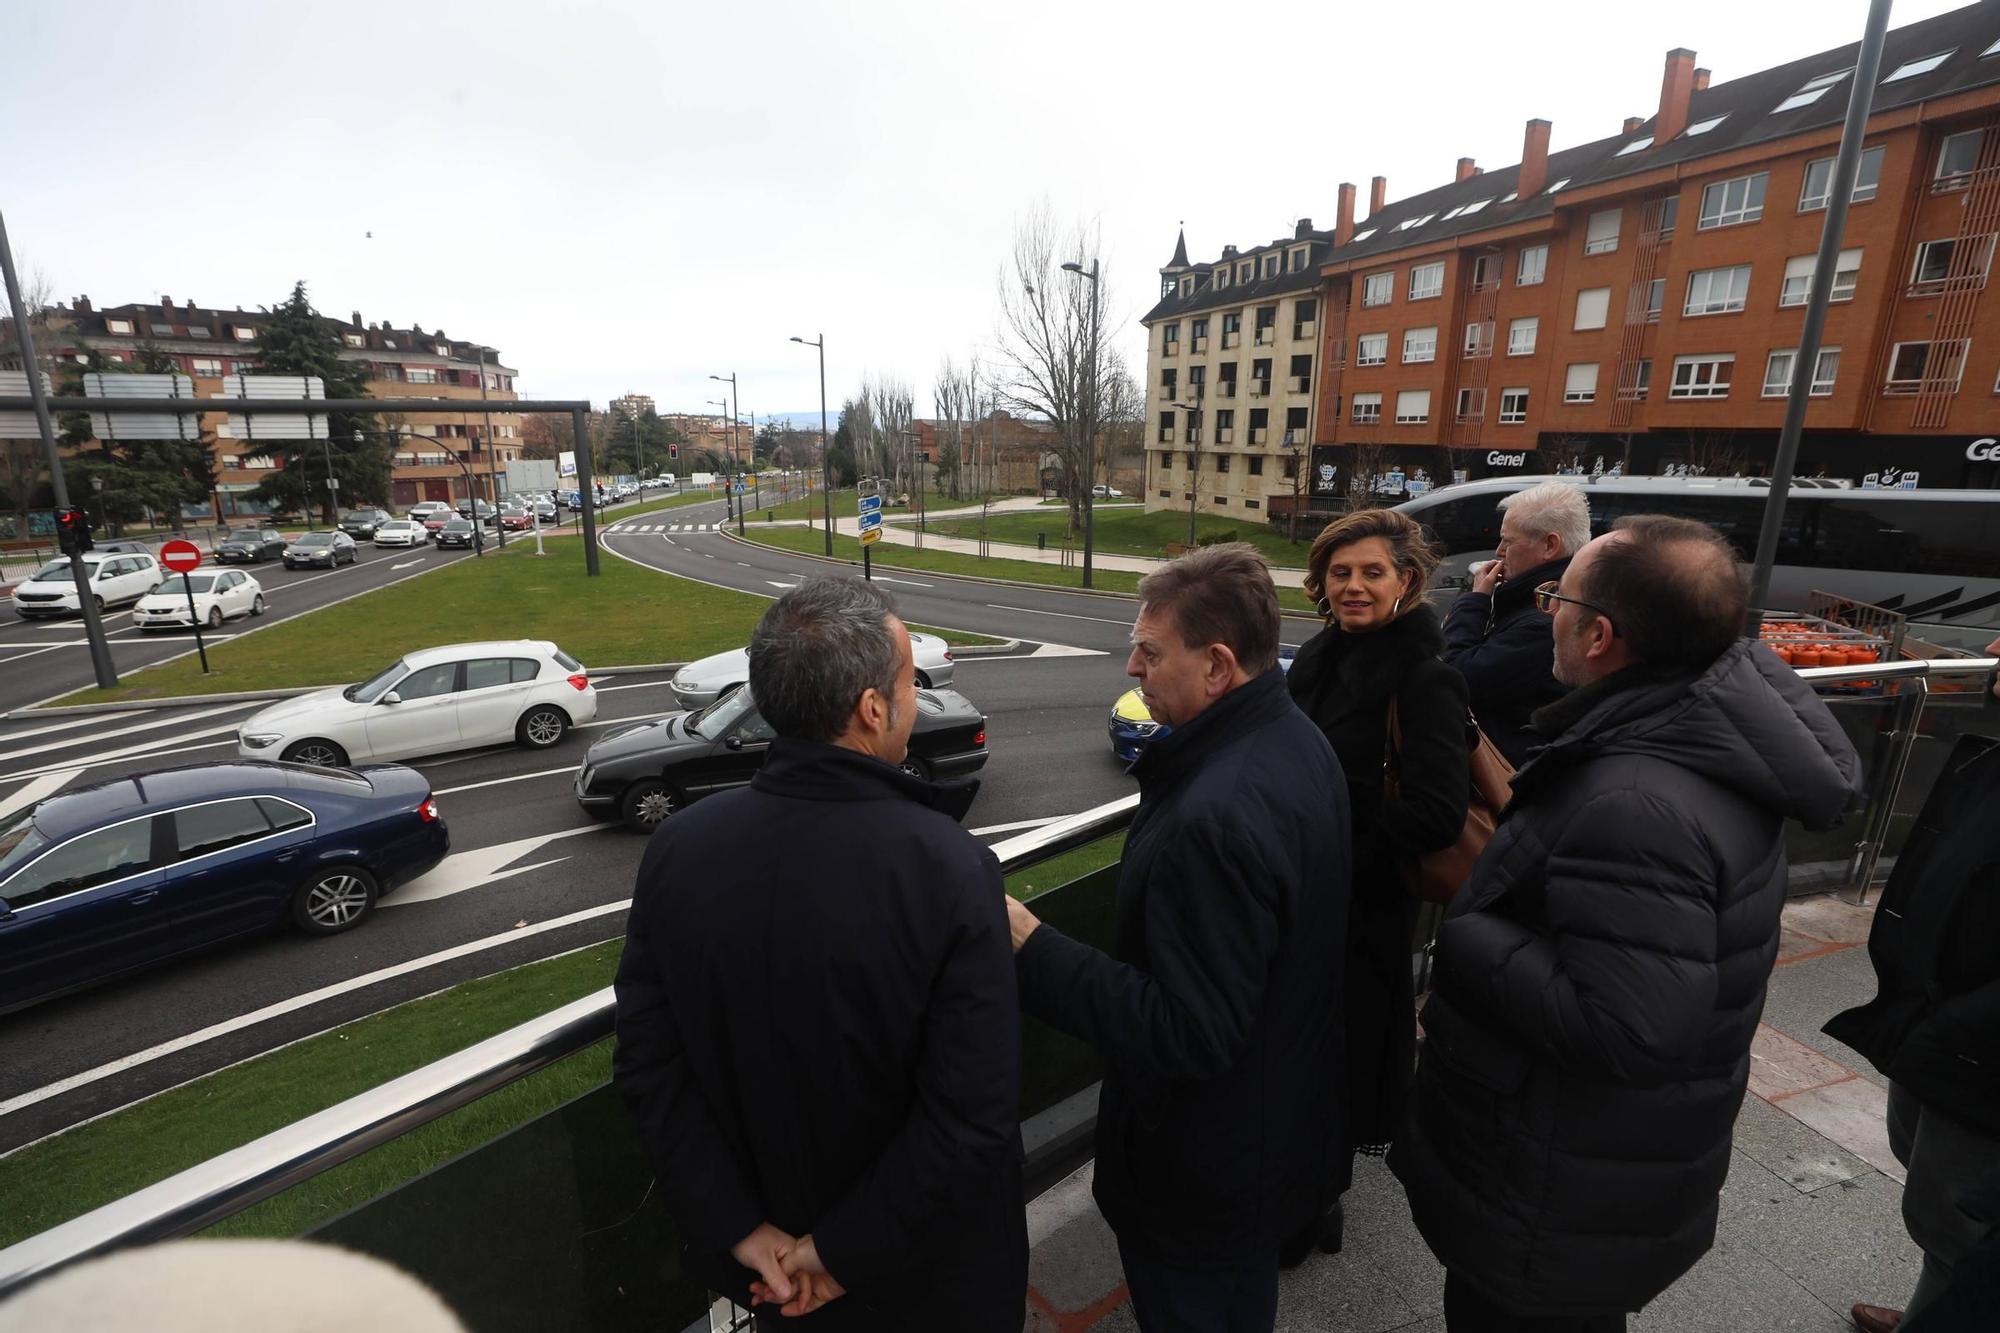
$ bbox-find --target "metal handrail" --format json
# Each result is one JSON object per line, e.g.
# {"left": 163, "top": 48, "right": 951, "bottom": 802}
{"left": 0, "top": 792, "right": 1143, "bottom": 1296}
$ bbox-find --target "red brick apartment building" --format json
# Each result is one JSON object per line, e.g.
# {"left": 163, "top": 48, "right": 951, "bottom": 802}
{"left": 1141, "top": 2, "right": 2000, "bottom": 522}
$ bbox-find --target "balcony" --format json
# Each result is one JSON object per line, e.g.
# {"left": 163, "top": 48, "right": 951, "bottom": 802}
{"left": 1248, "top": 427, "right": 1268, "bottom": 444}
{"left": 1294, "top": 321, "right": 1317, "bottom": 340}
{"left": 1249, "top": 379, "right": 1271, "bottom": 398}
{"left": 1288, "top": 376, "right": 1311, "bottom": 394}
{"left": 1158, "top": 427, "right": 1176, "bottom": 442}
{"left": 1215, "top": 381, "right": 1237, "bottom": 399}
{"left": 1161, "top": 342, "right": 1178, "bottom": 357}
{"left": 1191, "top": 336, "right": 1209, "bottom": 353}
{"left": 1254, "top": 327, "right": 1277, "bottom": 346}
{"left": 1157, "top": 385, "right": 1177, "bottom": 400}
{"left": 1220, "top": 333, "right": 1240, "bottom": 350}
{"left": 1217, "top": 428, "right": 1234, "bottom": 444}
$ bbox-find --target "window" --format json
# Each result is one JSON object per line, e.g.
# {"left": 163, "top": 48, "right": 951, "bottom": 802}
{"left": 1401, "top": 326, "right": 1438, "bottom": 364}
{"left": 174, "top": 799, "right": 277, "bottom": 861}
{"left": 258, "top": 798, "right": 312, "bottom": 833}
{"left": 186, "top": 325, "right": 210, "bottom": 339}
{"left": 191, "top": 358, "right": 222, "bottom": 377}
{"left": 1615, "top": 137, "right": 1653, "bottom": 157}
{"left": 1583, "top": 209, "right": 1621, "bottom": 255}
{"left": 1409, "top": 262, "right": 1444, "bottom": 300}
{"left": 1455, "top": 387, "right": 1486, "bottom": 420}
{"left": 1262, "top": 253, "right": 1280, "bottom": 278}
{"left": 233, "top": 326, "right": 256, "bottom": 341}
{"left": 1698, "top": 173, "right": 1768, "bottom": 229}
{"left": 466, "top": 657, "right": 539, "bottom": 689}
{"left": 1214, "top": 453, "right": 1229, "bottom": 473}
{"left": 1544, "top": 177, "right": 1571, "bottom": 194}
{"left": 1936, "top": 130, "right": 1985, "bottom": 188}
{"left": 1250, "top": 358, "right": 1272, "bottom": 394}
{"left": 1222, "top": 312, "right": 1241, "bottom": 347}
{"left": 1350, "top": 228, "right": 1376, "bottom": 243}
{"left": 1351, "top": 393, "right": 1382, "bottom": 424}
{"left": 1288, "top": 354, "right": 1312, "bottom": 392}
{"left": 1445, "top": 198, "right": 1493, "bottom": 219}
{"left": 1799, "top": 146, "right": 1885, "bottom": 210}
{"left": 1499, "top": 388, "right": 1529, "bottom": 424}
{"left": 1284, "top": 407, "right": 1309, "bottom": 441}
{"left": 1180, "top": 276, "right": 1194, "bottom": 297}
{"left": 377, "top": 364, "right": 401, "bottom": 381}
{"left": 1247, "top": 407, "right": 1268, "bottom": 442}
{"left": 1395, "top": 213, "right": 1437, "bottom": 232}
{"left": 1394, "top": 390, "right": 1431, "bottom": 424}
{"left": 1161, "top": 323, "right": 1179, "bottom": 354}
{"left": 1670, "top": 353, "right": 1735, "bottom": 399}
{"left": 1157, "top": 412, "right": 1173, "bottom": 442}
{"left": 1213, "top": 267, "right": 1229, "bottom": 290}
{"left": 1780, "top": 249, "right": 1863, "bottom": 305}
{"left": 405, "top": 367, "right": 441, "bottom": 385}
{"left": 1684, "top": 265, "right": 1752, "bottom": 316}
{"left": 105, "top": 318, "right": 134, "bottom": 335}
{"left": 1470, "top": 253, "right": 1501, "bottom": 290}
{"left": 1574, "top": 287, "right": 1611, "bottom": 330}
{"left": 1237, "top": 261, "right": 1253, "bottom": 283}
{"left": 1685, "top": 114, "right": 1728, "bottom": 137}
{"left": 1655, "top": 196, "right": 1680, "bottom": 235}
{"left": 1507, "top": 317, "right": 1538, "bottom": 356}
{"left": 1190, "top": 317, "right": 1209, "bottom": 351}
{"left": 1355, "top": 333, "right": 1388, "bottom": 366}
{"left": 1362, "top": 272, "right": 1394, "bottom": 306}
{"left": 1640, "top": 277, "right": 1665, "bottom": 322}
{"left": 1564, "top": 363, "right": 1599, "bottom": 403}
{"left": 1464, "top": 320, "right": 1494, "bottom": 356}
{"left": 1988, "top": 35, "right": 2000, "bottom": 58}
{"left": 1910, "top": 236, "right": 1995, "bottom": 293}
{"left": 1215, "top": 409, "right": 1234, "bottom": 442}
{"left": 1764, "top": 347, "right": 1841, "bottom": 397}
{"left": 1886, "top": 340, "right": 1969, "bottom": 393}
{"left": 1883, "top": 50, "right": 1953, "bottom": 83}
{"left": 394, "top": 663, "right": 459, "bottom": 700}
{"left": 1517, "top": 244, "right": 1548, "bottom": 286}
{"left": 3, "top": 818, "right": 157, "bottom": 909}
{"left": 1293, "top": 298, "right": 1316, "bottom": 338}
{"left": 1616, "top": 359, "right": 1653, "bottom": 401}
{"left": 343, "top": 332, "right": 365, "bottom": 347}
{"left": 149, "top": 323, "right": 175, "bottom": 338}
{"left": 1775, "top": 68, "right": 1853, "bottom": 114}
{"left": 1249, "top": 453, "right": 1266, "bottom": 475}
{"left": 1289, "top": 246, "right": 1309, "bottom": 272}
{"left": 1160, "top": 368, "right": 1177, "bottom": 399}
{"left": 1254, "top": 306, "right": 1277, "bottom": 344}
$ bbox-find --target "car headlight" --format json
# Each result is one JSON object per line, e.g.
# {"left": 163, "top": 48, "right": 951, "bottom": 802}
{"left": 241, "top": 732, "right": 282, "bottom": 749}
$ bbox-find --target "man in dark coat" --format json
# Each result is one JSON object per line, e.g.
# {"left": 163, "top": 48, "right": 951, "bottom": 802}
{"left": 612, "top": 577, "right": 1024, "bottom": 1330}
{"left": 1441, "top": 479, "right": 1593, "bottom": 766}
{"left": 1393, "top": 515, "right": 1864, "bottom": 1331}
{"left": 1007, "top": 543, "right": 1350, "bottom": 1332}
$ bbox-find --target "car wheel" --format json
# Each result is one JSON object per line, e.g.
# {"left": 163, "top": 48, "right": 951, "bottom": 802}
{"left": 281, "top": 737, "right": 349, "bottom": 767}
{"left": 206, "top": 606, "right": 223, "bottom": 629}
{"left": 914, "top": 670, "right": 933, "bottom": 689}
{"left": 283, "top": 561, "right": 295, "bottom": 570}
{"left": 621, "top": 779, "right": 682, "bottom": 832}
{"left": 291, "top": 864, "right": 377, "bottom": 935}
{"left": 93, "top": 595, "right": 106, "bottom": 613}
{"left": 516, "top": 705, "right": 569, "bottom": 749}
{"left": 897, "top": 755, "right": 932, "bottom": 781}
{"left": 250, "top": 594, "right": 265, "bottom": 617}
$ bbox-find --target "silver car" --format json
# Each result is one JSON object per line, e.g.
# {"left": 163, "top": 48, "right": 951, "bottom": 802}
{"left": 669, "top": 632, "right": 956, "bottom": 709}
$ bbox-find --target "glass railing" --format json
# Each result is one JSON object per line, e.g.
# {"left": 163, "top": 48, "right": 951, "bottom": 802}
{"left": 3, "top": 660, "right": 1994, "bottom": 1328}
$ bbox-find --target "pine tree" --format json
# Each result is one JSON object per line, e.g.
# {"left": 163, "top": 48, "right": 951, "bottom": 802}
{"left": 56, "top": 345, "right": 213, "bottom": 536}
{"left": 243, "top": 281, "right": 383, "bottom": 522}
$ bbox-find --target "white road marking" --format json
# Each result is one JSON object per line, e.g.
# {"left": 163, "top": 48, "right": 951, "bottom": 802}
{"left": 767, "top": 580, "right": 796, "bottom": 589}
{"left": 968, "top": 815, "right": 1071, "bottom": 836}
{"left": 986, "top": 603, "right": 1133, "bottom": 627}
{"left": 1032, "top": 641, "right": 1112, "bottom": 658}
{"left": 432, "top": 764, "right": 578, "bottom": 795}
{"left": 0, "top": 701, "right": 249, "bottom": 767}
{"left": 390, "top": 559, "right": 422, "bottom": 570}
{"left": 703, "top": 553, "right": 715, "bottom": 559}
{"left": 0, "top": 769, "right": 81, "bottom": 821}
{"left": 594, "top": 680, "right": 674, "bottom": 693}
{"left": 736, "top": 561, "right": 751, "bottom": 567}
{"left": 0, "top": 899, "right": 633, "bottom": 1122}
{"left": 873, "top": 575, "right": 934, "bottom": 588}
{"left": 0, "top": 645, "right": 72, "bottom": 667}
{"left": 0, "top": 732, "right": 241, "bottom": 785}
{"left": 386, "top": 824, "right": 612, "bottom": 906}
{"left": 0, "top": 710, "right": 143, "bottom": 743}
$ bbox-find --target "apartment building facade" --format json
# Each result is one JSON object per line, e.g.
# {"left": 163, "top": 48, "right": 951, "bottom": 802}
{"left": 37, "top": 296, "right": 523, "bottom": 515}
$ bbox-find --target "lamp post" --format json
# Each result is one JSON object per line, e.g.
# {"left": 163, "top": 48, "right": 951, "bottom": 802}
{"left": 708, "top": 372, "right": 744, "bottom": 534}
{"left": 790, "top": 334, "right": 832, "bottom": 557}
{"left": 744, "top": 410, "right": 760, "bottom": 511}
{"left": 474, "top": 346, "right": 506, "bottom": 547}
{"left": 1173, "top": 399, "right": 1202, "bottom": 547}
{"left": 1061, "top": 257, "right": 1101, "bottom": 588}
{"left": 356, "top": 428, "right": 487, "bottom": 556}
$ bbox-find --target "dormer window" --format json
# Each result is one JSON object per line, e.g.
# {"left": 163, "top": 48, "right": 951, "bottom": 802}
{"left": 435, "top": 343, "right": 449, "bottom": 355}
{"left": 105, "top": 318, "right": 134, "bottom": 335}
{"left": 343, "top": 333, "right": 365, "bottom": 347}
{"left": 1290, "top": 247, "right": 1309, "bottom": 271}
{"left": 1215, "top": 267, "right": 1230, "bottom": 289}
{"left": 1261, "top": 253, "right": 1280, "bottom": 278}
{"left": 1237, "top": 261, "right": 1252, "bottom": 283}
{"left": 187, "top": 325, "right": 211, "bottom": 339}
{"left": 149, "top": 323, "right": 175, "bottom": 337}
{"left": 233, "top": 326, "right": 256, "bottom": 341}
{"left": 1180, "top": 276, "right": 1194, "bottom": 296}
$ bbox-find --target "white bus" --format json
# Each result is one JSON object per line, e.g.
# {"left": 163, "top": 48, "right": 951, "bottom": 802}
{"left": 1396, "top": 476, "right": 2000, "bottom": 647}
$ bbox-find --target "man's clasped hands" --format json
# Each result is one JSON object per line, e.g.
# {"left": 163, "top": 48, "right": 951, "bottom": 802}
{"left": 732, "top": 1222, "right": 848, "bottom": 1318}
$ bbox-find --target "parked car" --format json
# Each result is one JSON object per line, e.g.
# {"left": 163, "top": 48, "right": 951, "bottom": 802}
{"left": 498, "top": 507, "right": 532, "bottom": 532}
{"left": 371, "top": 519, "right": 426, "bottom": 547}
{"left": 1091, "top": 485, "right": 1125, "bottom": 499}
{"left": 0, "top": 760, "right": 448, "bottom": 1014}
{"left": 669, "top": 631, "right": 956, "bottom": 710}
{"left": 435, "top": 518, "right": 483, "bottom": 549}
{"left": 283, "top": 530, "right": 358, "bottom": 569}
{"left": 338, "top": 508, "right": 393, "bottom": 540}
{"left": 236, "top": 640, "right": 598, "bottom": 767}
{"left": 134, "top": 570, "right": 265, "bottom": 631}
{"left": 214, "top": 528, "right": 287, "bottom": 564}
{"left": 10, "top": 552, "right": 162, "bottom": 619}
{"left": 408, "top": 501, "right": 452, "bottom": 523}
{"left": 575, "top": 685, "right": 988, "bottom": 831}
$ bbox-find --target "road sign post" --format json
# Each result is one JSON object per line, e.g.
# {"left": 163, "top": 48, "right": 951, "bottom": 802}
{"left": 857, "top": 484, "right": 883, "bottom": 581}
{"left": 159, "top": 539, "right": 209, "bottom": 674}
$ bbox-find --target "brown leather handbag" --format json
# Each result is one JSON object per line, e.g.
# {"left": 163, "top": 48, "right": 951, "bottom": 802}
{"left": 1384, "top": 697, "right": 1516, "bottom": 905}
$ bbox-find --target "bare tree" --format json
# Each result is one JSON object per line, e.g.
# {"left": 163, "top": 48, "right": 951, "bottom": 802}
{"left": 1347, "top": 441, "right": 1391, "bottom": 509}
{"left": 864, "top": 374, "right": 913, "bottom": 497}
{"left": 1684, "top": 428, "right": 1748, "bottom": 477}
{"left": 0, "top": 268, "right": 58, "bottom": 537}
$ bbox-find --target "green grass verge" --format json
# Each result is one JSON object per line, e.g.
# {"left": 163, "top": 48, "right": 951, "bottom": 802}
{"left": 1006, "top": 832, "right": 1126, "bottom": 901}
{"left": 740, "top": 525, "right": 1319, "bottom": 614}
{"left": 45, "top": 537, "right": 996, "bottom": 707}
{"left": 0, "top": 941, "right": 624, "bottom": 1248}
{"left": 751, "top": 488, "right": 1018, "bottom": 523}
{"left": 910, "top": 506, "right": 1312, "bottom": 569}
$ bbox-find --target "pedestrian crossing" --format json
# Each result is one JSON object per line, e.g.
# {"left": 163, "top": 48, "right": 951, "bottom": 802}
{"left": 610, "top": 522, "right": 721, "bottom": 534}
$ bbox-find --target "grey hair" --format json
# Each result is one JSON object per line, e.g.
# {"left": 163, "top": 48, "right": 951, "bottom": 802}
{"left": 1499, "top": 479, "right": 1593, "bottom": 556}
{"left": 747, "top": 577, "right": 903, "bottom": 743}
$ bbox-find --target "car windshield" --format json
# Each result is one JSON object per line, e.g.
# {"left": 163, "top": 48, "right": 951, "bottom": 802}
{"left": 444, "top": 519, "right": 472, "bottom": 530}
{"left": 685, "top": 686, "right": 756, "bottom": 738}
{"left": 29, "top": 559, "right": 80, "bottom": 581}
{"left": 155, "top": 574, "right": 218, "bottom": 595}
{"left": 295, "top": 533, "right": 333, "bottom": 546}
{"left": 0, "top": 809, "right": 50, "bottom": 888}
{"left": 348, "top": 658, "right": 407, "bottom": 704}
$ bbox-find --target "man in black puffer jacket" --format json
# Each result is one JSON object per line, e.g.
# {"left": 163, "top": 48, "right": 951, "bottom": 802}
{"left": 1393, "top": 515, "right": 1863, "bottom": 1331}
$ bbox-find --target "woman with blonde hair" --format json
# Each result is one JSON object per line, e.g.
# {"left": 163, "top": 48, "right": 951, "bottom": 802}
{"left": 1283, "top": 506, "right": 1470, "bottom": 1259}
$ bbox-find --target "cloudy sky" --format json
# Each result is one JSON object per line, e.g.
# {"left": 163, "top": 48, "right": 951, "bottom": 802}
{"left": 2, "top": 0, "right": 1965, "bottom": 422}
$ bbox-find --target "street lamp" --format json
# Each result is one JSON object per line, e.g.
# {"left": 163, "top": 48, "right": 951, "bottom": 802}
{"left": 1173, "top": 399, "right": 1202, "bottom": 547}
{"left": 708, "top": 372, "right": 744, "bottom": 535}
{"left": 790, "top": 334, "right": 833, "bottom": 557}
{"left": 1061, "top": 258, "right": 1101, "bottom": 588}
{"left": 354, "top": 427, "right": 489, "bottom": 557}
{"left": 475, "top": 345, "right": 506, "bottom": 548}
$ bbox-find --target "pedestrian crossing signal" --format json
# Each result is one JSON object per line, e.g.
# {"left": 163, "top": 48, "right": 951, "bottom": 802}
{"left": 669, "top": 442, "right": 679, "bottom": 458}
{"left": 54, "top": 505, "right": 93, "bottom": 557}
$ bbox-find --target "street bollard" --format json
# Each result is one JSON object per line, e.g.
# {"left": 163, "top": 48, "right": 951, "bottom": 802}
{"left": 1037, "top": 532, "right": 1046, "bottom": 552}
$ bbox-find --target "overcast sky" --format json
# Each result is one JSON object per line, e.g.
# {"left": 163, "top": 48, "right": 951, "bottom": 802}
{"left": 2, "top": 0, "right": 1968, "bottom": 422}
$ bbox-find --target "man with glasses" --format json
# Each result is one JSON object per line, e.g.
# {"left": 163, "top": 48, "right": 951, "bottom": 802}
{"left": 1393, "top": 515, "right": 1863, "bottom": 1332}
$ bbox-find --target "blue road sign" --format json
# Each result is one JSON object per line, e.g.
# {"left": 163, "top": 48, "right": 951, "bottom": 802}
{"left": 858, "top": 494, "right": 882, "bottom": 515}
{"left": 859, "top": 510, "right": 883, "bottom": 532}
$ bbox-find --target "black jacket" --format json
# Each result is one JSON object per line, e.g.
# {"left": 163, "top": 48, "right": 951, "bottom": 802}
{"left": 1440, "top": 555, "right": 1570, "bottom": 767}
{"left": 1826, "top": 733, "right": 2000, "bottom": 1138}
{"left": 1392, "top": 644, "right": 1863, "bottom": 1316}
{"left": 612, "top": 740, "right": 1025, "bottom": 1329}
{"left": 1015, "top": 669, "right": 1350, "bottom": 1264}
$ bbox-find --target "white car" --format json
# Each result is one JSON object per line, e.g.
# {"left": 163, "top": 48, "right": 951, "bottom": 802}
{"left": 134, "top": 569, "right": 266, "bottom": 630}
{"left": 10, "top": 552, "right": 162, "bottom": 619}
{"left": 669, "top": 631, "right": 955, "bottom": 710}
{"left": 372, "top": 519, "right": 426, "bottom": 547}
{"left": 236, "top": 640, "right": 600, "bottom": 767}
{"left": 1091, "top": 485, "right": 1125, "bottom": 498}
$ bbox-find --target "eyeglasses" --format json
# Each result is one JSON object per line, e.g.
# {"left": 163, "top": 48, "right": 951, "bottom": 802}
{"left": 1535, "top": 579, "right": 1619, "bottom": 632}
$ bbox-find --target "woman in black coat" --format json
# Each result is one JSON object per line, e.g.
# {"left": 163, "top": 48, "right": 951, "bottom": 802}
{"left": 1285, "top": 507, "right": 1471, "bottom": 1249}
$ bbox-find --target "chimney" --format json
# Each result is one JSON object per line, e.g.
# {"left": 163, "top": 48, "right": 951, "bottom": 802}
{"left": 1368, "top": 175, "right": 1388, "bottom": 217}
{"left": 1336, "top": 182, "right": 1357, "bottom": 245}
{"left": 1623, "top": 116, "right": 1644, "bottom": 134}
{"left": 352, "top": 310, "right": 362, "bottom": 327}
{"left": 160, "top": 296, "right": 173, "bottom": 311}
{"left": 1656, "top": 47, "right": 1697, "bottom": 144}
{"left": 1518, "top": 119, "right": 1552, "bottom": 198}
{"left": 75, "top": 295, "right": 91, "bottom": 313}
{"left": 1456, "top": 157, "right": 1478, "bottom": 182}
{"left": 1295, "top": 217, "right": 1313, "bottom": 240}
{"left": 1693, "top": 67, "right": 1711, "bottom": 92}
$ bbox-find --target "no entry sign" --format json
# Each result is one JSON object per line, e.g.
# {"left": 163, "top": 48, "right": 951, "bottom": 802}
{"left": 159, "top": 539, "right": 203, "bottom": 574}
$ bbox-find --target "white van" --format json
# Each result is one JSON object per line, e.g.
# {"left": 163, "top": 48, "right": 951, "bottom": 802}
{"left": 11, "top": 552, "right": 163, "bottom": 618}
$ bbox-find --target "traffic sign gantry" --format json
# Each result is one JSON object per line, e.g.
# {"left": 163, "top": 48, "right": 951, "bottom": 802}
{"left": 159, "top": 539, "right": 203, "bottom": 574}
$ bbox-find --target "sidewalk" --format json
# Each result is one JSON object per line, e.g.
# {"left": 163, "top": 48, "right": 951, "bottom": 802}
{"left": 1021, "top": 891, "right": 1914, "bottom": 1332}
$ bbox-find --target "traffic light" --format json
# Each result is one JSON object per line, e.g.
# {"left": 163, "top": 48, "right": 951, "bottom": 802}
{"left": 668, "top": 442, "right": 679, "bottom": 459}
{"left": 53, "top": 505, "right": 92, "bottom": 557}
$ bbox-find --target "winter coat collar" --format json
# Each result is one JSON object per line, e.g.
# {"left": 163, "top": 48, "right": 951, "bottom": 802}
{"left": 1490, "top": 554, "right": 1571, "bottom": 622}
{"left": 1132, "top": 667, "right": 1293, "bottom": 788}
{"left": 1286, "top": 601, "right": 1446, "bottom": 704}
{"left": 1514, "top": 641, "right": 1863, "bottom": 828}
{"left": 752, "top": 736, "right": 980, "bottom": 822}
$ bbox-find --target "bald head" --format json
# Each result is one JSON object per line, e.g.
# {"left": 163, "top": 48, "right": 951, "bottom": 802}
{"left": 1572, "top": 515, "right": 1748, "bottom": 675}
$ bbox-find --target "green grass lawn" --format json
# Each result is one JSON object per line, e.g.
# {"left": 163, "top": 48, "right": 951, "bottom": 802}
{"left": 751, "top": 488, "right": 1017, "bottom": 523}
{"left": 910, "top": 506, "right": 1312, "bottom": 569}
{"left": 45, "top": 537, "right": 995, "bottom": 707}
{"left": 1006, "top": 832, "right": 1126, "bottom": 901}
{"left": 741, "top": 525, "right": 1320, "bottom": 615}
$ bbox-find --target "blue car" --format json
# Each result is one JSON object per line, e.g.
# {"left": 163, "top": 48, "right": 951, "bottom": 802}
{"left": 0, "top": 761, "right": 449, "bottom": 1014}
{"left": 1107, "top": 648, "right": 1296, "bottom": 764}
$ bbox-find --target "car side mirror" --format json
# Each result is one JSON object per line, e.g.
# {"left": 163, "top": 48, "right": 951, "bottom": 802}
{"left": 724, "top": 735, "right": 743, "bottom": 751}
{"left": 381, "top": 691, "right": 403, "bottom": 705}
{"left": 0, "top": 898, "right": 13, "bottom": 923}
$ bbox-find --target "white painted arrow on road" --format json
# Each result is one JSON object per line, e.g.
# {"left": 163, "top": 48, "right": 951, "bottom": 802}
{"left": 384, "top": 823, "right": 613, "bottom": 907}
{"left": 767, "top": 581, "right": 797, "bottom": 589}
{"left": 391, "top": 559, "right": 423, "bottom": 570}
{"left": 872, "top": 575, "right": 934, "bottom": 588}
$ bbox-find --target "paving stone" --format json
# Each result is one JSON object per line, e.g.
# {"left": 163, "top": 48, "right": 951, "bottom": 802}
{"left": 1781, "top": 892, "right": 1878, "bottom": 946}
{"left": 1635, "top": 1232, "right": 1856, "bottom": 1331}
{"left": 1779, "top": 1077, "right": 1904, "bottom": 1182}
{"left": 1721, "top": 1156, "right": 1922, "bottom": 1320}
{"left": 1756, "top": 944, "right": 1893, "bottom": 1089}
{"left": 1735, "top": 1088, "right": 1877, "bottom": 1193}
{"left": 1275, "top": 1247, "right": 1423, "bottom": 1333}
{"left": 1026, "top": 1206, "right": 1126, "bottom": 1315}
{"left": 1749, "top": 1022, "right": 1860, "bottom": 1102}
{"left": 1775, "top": 926, "right": 1855, "bottom": 966}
